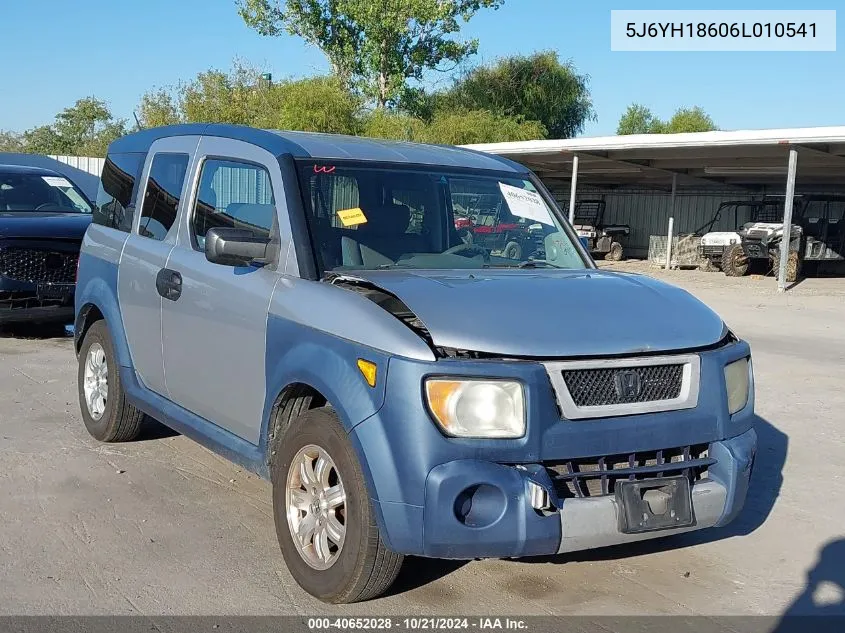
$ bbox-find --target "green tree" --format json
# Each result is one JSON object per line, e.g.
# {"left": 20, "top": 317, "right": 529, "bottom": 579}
{"left": 237, "top": 0, "right": 504, "bottom": 107}
{"left": 422, "top": 109, "right": 546, "bottom": 144}
{"left": 22, "top": 126, "right": 65, "bottom": 154}
{"left": 18, "top": 98, "right": 126, "bottom": 156}
{"left": 0, "top": 130, "right": 25, "bottom": 153}
{"left": 181, "top": 66, "right": 258, "bottom": 125}
{"left": 617, "top": 104, "right": 663, "bottom": 135}
{"left": 54, "top": 98, "right": 113, "bottom": 151}
{"left": 617, "top": 103, "right": 716, "bottom": 135}
{"left": 138, "top": 88, "right": 183, "bottom": 128}
{"left": 362, "top": 108, "right": 545, "bottom": 144}
{"left": 255, "top": 76, "right": 361, "bottom": 133}
{"left": 664, "top": 106, "right": 717, "bottom": 133}
{"left": 362, "top": 110, "right": 428, "bottom": 141}
{"left": 433, "top": 51, "right": 594, "bottom": 138}
{"left": 138, "top": 63, "right": 361, "bottom": 135}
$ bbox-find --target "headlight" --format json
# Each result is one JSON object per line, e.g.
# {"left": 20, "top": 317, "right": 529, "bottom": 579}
{"left": 424, "top": 378, "right": 525, "bottom": 438}
{"left": 724, "top": 357, "right": 750, "bottom": 415}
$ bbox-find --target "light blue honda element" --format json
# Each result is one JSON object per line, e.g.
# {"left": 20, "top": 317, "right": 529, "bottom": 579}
{"left": 75, "top": 124, "right": 756, "bottom": 603}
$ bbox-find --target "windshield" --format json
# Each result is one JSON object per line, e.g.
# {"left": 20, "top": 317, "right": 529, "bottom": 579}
{"left": 0, "top": 172, "right": 92, "bottom": 214}
{"left": 297, "top": 162, "right": 587, "bottom": 273}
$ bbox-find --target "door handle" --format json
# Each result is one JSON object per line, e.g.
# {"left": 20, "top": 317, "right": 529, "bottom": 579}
{"left": 155, "top": 268, "right": 182, "bottom": 301}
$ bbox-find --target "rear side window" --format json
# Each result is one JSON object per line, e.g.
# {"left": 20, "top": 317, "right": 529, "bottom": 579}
{"left": 93, "top": 152, "right": 145, "bottom": 231}
{"left": 191, "top": 159, "right": 276, "bottom": 250}
{"left": 138, "top": 153, "right": 189, "bottom": 241}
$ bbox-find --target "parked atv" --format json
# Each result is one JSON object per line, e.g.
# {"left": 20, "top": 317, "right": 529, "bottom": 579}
{"left": 569, "top": 199, "right": 629, "bottom": 261}
{"left": 453, "top": 199, "right": 544, "bottom": 260}
{"left": 698, "top": 199, "right": 802, "bottom": 282}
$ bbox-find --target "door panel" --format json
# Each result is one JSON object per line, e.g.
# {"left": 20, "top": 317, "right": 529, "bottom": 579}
{"left": 117, "top": 237, "right": 172, "bottom": 393}
{"left": 161, "top": 137, "right": 289, "bottom": 444}
{"left": 117, "top": 136, "right": 199, "bottom": 395}
{"left": 161, "top": 249, "right": 278, "bottom": 443}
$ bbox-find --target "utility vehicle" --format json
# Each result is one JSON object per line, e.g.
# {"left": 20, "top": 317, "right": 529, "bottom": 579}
{"left": 570, "top": 199, "right": 629, "bottom": 261}
{"left": 74, "top": 124, "right": 756, "bottom": 603}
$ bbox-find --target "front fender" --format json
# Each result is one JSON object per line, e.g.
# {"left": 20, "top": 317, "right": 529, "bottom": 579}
{"left": 261, "top": 316, "right": 394, "bottom": 533}
{"left": 262, "top": 315, "right": 391, "bottom": 441}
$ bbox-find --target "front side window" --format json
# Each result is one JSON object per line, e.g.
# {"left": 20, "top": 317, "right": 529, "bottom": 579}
{"left": 138, "top": 153, "right": 189, "bottom": 241}
{"left": 191, "top": 159, "right": 276, "bottom": 250}
{"left": 297, "top": 162, "right": 586, "bottom": 274}
{"left": 0, "top": 171, "right": 92, "bottom": 214}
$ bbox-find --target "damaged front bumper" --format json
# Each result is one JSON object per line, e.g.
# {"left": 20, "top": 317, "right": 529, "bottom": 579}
{"left": 372, "top": 428, "right": 756, "bottom": 559}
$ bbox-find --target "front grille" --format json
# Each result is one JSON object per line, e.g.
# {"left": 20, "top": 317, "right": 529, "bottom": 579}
{"left": 546, "top": 444, "right": 712, "bottom": 499}
{"left": 744, "top": 242, "right": 766, "bottom": 257}
{"left": 700, "top": 245, "right": 726, "bottom": 256}
{"left": 0, "top": 248, "right": 78, "bottom": 284}
{"left": 562, "top": 364, "right": 684, "bottom": 407}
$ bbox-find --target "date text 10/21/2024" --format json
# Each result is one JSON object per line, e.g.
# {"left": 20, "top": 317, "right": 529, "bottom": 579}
{"left": 307, "top": 617, "right": 529, "bottom": 630}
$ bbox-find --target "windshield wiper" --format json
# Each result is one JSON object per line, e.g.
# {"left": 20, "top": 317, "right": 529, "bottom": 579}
{"left": 517, "top": 260, "right": 561, "bottom": 268}
{"left": 481, "top": 260, "right": 561, "bottom": 269}
{"left": 376, "top": 263, "right": 416, "bottom": 269}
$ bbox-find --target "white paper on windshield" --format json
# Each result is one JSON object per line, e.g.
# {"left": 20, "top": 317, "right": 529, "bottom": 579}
{"left": 498, "top": 182, "right": 554, "bottom": 226}
{"left": 42, "top": 176, "right": 72, "bottom": 188}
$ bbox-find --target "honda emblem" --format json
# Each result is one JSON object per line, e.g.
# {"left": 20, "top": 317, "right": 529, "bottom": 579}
{"left": 614, "top": 370, "right": 641, "bottom": 399}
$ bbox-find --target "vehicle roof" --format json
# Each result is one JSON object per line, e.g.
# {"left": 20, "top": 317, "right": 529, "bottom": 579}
{"left": 108, "top": 124, "right": 528, "bottom": 174}
{"left": 0, "top": 164, "right": 61, "bottom": 176}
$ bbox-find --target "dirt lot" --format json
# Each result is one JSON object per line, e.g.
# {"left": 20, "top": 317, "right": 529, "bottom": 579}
{"left": 1, "top": 263, "right": 843, "bottom": 617}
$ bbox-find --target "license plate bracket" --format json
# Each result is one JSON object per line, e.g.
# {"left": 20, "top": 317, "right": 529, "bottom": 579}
{"left": 36, "top": 283, "right": 73, "bottom": 302}
{"left": 615, "top": 475, "right": 694, "bottom": 534}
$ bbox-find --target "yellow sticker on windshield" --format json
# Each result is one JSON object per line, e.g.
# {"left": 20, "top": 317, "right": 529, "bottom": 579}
{"left": 337, "top": 207, "right": 368, "bottom": 227}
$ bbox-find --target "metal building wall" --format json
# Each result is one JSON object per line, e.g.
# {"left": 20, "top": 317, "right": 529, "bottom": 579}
{"left": 555, "top": 187, "right": 757, "bottom": 258}
{"left": 209, "top": 164, "right": 273, "bottom": 211}
{"left": 49, "top": 155, "right": 105, "bottom": 177}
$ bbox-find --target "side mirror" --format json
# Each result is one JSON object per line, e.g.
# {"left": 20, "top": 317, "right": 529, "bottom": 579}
{"left": 204, "top": 227, "right": 271, "bottom": 266}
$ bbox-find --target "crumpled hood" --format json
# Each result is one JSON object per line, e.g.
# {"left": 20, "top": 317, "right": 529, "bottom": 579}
{"left": 347, "top": 269, "right": 727, "bottom": 357}
{"left": 0, "top": 212, "right": 91, "bottom": 240}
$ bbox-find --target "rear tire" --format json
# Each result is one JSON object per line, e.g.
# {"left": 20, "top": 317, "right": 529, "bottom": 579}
{"left": 605, "top": 241, "right": 623, "bottom": 261}
{"left": 699, "top": 258, "right": 717, "bottom": 272}
{"left": 77, "top": 320, "right": 145, "bottom": 442}
{"left": 272, "top": 406, "right": 403, "bottom": 603}
{"left": 722, "top": 244, "right": 749, "bottom": 277}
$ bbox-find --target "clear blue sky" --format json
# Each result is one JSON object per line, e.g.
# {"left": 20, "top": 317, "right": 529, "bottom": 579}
{"left": 1, "top": 0, "right": 842, "bottom": 137}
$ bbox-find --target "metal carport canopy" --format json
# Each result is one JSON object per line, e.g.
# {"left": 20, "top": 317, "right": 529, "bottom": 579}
{"left": 464, "top": 126, "right": 845, "bottom": 291}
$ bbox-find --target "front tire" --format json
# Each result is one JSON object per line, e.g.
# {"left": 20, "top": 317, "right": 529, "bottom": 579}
{"left": 502, "top": 240, "right": 522, "bottom": 260}
{"left": 77, "top": 320, "right": 145, "bottom": 442}
{"left": 272, "top": 406, "right": 403, "bottom": 603}
{"left": 722, "top": 244, "right": 749, "bottom": 277}
{"left": 771, "top": 249, "right": 801, "bottom": 283}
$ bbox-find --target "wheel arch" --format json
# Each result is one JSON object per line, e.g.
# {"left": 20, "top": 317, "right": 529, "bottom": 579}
{"left": 74, "top": 303, "right": 104, "bottom": 355}
{"left": 266, "top": 382, "right": 328, "bottom": 471}
{"left": 262, "top": 370, "right": 394, "bottom": 549}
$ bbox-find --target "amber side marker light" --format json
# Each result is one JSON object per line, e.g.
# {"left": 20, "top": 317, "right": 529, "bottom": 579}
{"left": 357, "top": 359, "right": 378, "bottom": 387}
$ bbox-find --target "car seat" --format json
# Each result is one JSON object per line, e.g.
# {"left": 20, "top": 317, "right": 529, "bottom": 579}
{"left": 344, "top": 203, "right": 427, "bottom": 263}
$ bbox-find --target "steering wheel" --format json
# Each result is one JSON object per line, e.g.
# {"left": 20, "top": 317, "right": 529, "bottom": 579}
{"left": 35, "top": 203, "right": 60, "bottom": 211}
{"left": 444, "top": 242, "right": 489, "bottom": 259}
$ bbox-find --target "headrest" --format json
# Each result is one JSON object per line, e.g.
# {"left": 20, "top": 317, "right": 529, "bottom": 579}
{"left": 362, "top": 203, "right": 410, "bottom": 234}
